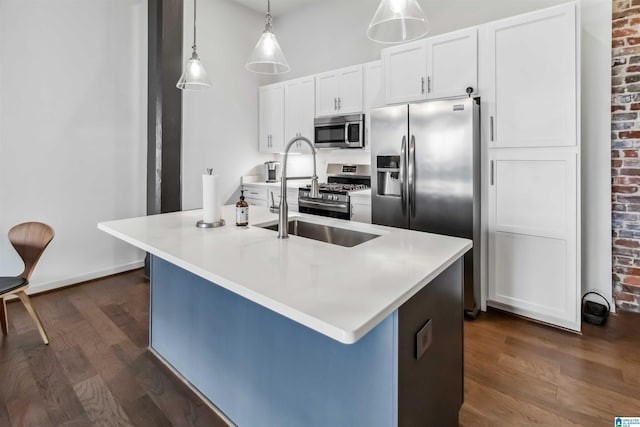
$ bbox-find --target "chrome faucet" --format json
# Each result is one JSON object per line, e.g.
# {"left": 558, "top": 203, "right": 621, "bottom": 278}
{"left": 278, "top": 136, "right": 320, "bottom": 239}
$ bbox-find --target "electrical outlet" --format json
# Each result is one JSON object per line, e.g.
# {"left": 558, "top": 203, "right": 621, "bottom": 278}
{"left": 416, "top": 319, "right": 433, "bottom": 360}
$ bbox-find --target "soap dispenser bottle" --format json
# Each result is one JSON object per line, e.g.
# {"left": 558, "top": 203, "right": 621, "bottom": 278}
{"left": 236, "top": 190, "right": 249, "bottom": 226}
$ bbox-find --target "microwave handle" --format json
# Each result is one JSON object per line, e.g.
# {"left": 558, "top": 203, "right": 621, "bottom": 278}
{"left": 344, "top": 123, "right": 350, "bottom": 144}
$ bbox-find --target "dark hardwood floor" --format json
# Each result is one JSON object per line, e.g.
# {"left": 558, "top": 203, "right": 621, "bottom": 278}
{"left": 1, "top": 269, "right": 639, "bottom": 426}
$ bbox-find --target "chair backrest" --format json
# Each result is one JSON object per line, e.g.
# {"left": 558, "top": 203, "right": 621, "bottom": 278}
{"left": 8, "top": 222, "right": 55, "bottom": 281}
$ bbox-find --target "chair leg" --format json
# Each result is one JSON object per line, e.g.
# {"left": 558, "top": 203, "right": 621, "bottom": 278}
{"left": 0, "top": 297, "right": 7, "bottom": 335}
{"left": 16, "top": 291, "right": 49, "bottom": 345}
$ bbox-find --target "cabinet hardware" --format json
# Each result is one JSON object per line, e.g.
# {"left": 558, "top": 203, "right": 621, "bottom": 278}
{"left": 427, "top": 76, "right": 432, "bottom": 93}
{"left": 490, "top": 160, "right": 495, "bottom": 186}
{"left": 338, "top": 97, "right": 342, "bottom": 110}
{"left": 421, "top": 77, "right": 425, "bottom": 94}
{"left": 490, "top": 116, "right": 495, "bottom": 142}
{"left": 334, "top": 98, "right": 337, "bottom": 110}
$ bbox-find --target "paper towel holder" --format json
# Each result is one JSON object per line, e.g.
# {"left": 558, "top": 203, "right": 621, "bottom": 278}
{"left": 196, "top": 219, "right": 226, "bottom": 228}
{"left": 197, "top": 168, "right": 226, "bottom": 228}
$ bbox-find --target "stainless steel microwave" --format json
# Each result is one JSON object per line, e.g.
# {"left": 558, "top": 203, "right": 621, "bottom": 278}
{"left": 314, "top": 114, "right": 365, "bottom": 149}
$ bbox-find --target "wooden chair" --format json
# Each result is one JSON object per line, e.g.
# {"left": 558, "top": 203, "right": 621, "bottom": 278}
{"left": 0, "top": 222, "right": 54, "bottom": 344}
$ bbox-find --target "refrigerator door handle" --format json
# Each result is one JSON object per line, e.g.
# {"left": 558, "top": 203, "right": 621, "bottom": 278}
{"left": 400, "top": 136, "right": 407, "bottom": 209}
{"left": 409, "top": 135, "right": 416, "bottom": 216}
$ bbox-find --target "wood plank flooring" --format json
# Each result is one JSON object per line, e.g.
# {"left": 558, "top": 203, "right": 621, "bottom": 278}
{"left": 0, "top": 270, "right": 225, "bottom": 427}
{"left": 1, "top": 269, "right": 639, "bottom": 426}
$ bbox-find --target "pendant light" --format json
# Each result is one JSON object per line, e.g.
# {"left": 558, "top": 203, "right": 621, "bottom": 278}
{"left": 246, "top": 0, "right": 290, "bottom": 74}
{"left": 367, "top": 0, "right": 429, "bottom": 44}
{"left": 177, "top": 0, "right": 211, "bottom": 91}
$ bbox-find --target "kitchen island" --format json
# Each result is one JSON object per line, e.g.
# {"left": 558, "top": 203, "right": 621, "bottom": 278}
{"left": 98, "top": 206, "right": 471, "bottom": 427}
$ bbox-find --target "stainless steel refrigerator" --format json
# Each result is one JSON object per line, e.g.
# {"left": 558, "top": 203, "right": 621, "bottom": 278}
{"left": 370, "top": 97, "right": 480, "bottom": 318}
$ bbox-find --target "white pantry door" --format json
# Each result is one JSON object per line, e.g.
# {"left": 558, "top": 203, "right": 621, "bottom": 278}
{"left": 485, "top": 3, "right": 580, "bottom": 331}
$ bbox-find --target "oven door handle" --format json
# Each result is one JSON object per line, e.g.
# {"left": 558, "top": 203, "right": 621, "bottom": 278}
{"left": 299, "top": 199, "right": 349, "bottom": 210}
{"left": 298, "top": 198, "right": 350, "bottom": 213}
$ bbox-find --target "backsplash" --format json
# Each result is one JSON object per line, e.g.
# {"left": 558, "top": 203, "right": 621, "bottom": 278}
{"left": 275, "top": 150, "right": 371, "bottom": 182}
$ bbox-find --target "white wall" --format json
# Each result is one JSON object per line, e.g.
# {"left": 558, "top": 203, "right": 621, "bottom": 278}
{"left": 0, "top": 0, "right": 147, "bottom": 293}
{"left": 581, "top": 0, "right": 613, "bottom": 308}
{"left": 181, "top": 0, "right": 274, "bottom": 209}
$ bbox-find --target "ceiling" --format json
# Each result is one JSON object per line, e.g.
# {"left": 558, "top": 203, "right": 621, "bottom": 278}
{"left": 231, "top": 0, "right": 567, "bottom": 18}
{"left": 231, "top": 0, "right": 318, "bottom": 16}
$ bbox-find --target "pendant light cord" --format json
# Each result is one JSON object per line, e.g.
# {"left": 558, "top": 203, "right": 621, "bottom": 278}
{"left": 265, "top": 0, "right": 273, "bottom": 31}
{"left": 193, "top": 0, "right": 198, "bottom": 50}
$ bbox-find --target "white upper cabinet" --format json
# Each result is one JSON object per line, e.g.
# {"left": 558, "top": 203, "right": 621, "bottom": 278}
{"left": 484, "top": 4, "right": 576, "bottom": 148}
{"left": 284, "top": 76, "right": 315, "bottom": 153}
{"left": 382, "top": 39, "right": 428, "bottom": 104}
{"left": 427, "top": 27, "right": 478, "bottom": 99}
{"left": 315, "top": 65, "right": 363, "bottom": 117}
{"left": 259, "top": 83, "right": 284, "bottom": 153}
{"left": 382, "top": 28, "right": 478, "bottom": 104}
{"left": 364, "top": 60, "right": 385, "bottom": 152}
{"left": 364, "top": 60, "right": 385, "bottom": 110}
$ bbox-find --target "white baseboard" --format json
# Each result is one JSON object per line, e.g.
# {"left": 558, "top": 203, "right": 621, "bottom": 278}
{"left": 25, "top": 260, "right": 145, "bottom": 295}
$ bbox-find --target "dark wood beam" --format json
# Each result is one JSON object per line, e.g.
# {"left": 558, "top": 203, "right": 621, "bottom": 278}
{"left": 146, "top": 0, "right": 183, "bottom": 276}
{"left": 147, "top": 0, "right": 183, "bottom": 216}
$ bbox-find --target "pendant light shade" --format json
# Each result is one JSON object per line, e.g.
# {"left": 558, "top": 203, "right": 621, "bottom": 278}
{"left": 246, "top": 0, "right": 290, "bottom": 74}
{"left": 177, "top": 0, "right": 211, "bottom": 91}
{"left": 367, "top": 0, "right": 429, "bottom": 44}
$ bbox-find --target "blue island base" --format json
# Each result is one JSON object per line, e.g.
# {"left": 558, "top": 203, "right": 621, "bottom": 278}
{"left": 150, "top": 255, "right": 463, "bottom": 427}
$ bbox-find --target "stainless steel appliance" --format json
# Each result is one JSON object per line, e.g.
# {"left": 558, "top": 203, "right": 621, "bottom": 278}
{"left": 370, "top": 97, "right": 480, "bottom": 318}
{"left": 314, "top": 114, "right": 365, "bottom": 149}
{"left": 298, "top": 163, "right": 371, "bottom": 220}
{"left": 264, "top": 161, "right": 281, "bottom": 183}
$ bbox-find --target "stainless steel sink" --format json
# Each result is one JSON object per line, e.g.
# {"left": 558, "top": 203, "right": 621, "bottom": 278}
{"left": 256, "top": 219, "right": 380, "bottom": 247}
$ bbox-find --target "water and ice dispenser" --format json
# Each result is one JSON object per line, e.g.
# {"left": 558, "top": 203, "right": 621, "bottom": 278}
{"left": 376, "top": 156, "right": 402, "bottom": 197}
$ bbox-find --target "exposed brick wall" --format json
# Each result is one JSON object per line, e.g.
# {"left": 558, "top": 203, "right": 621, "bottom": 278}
{"left": 612, "top": 0, "right": 640, "bottom": 312}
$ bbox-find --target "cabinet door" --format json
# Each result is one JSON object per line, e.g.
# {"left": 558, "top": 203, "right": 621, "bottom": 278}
{"left": 351, "top": 202, "right": 371, "bottom": 223}
{"left": 259, "top": 86, "right": 271, "bottom": 153}
{"left": 270, "top": 85, "right": 285, "bottom": 153}
{"left": 382, "top": 39, "right": 427, "bottom": 104}
{"left": 259, "top": 84, "right": 285, "bottom": 153}
{"left": 284, "top": 80, "right": 301, "bottom": 144}
{"left": 364, "top": 60, "right": 385, "bottom": 153}
{"left": 364, "top": 61, "right": 385, "bottom": 110}
{"left": 315, "top": 71, "right": 339, "bottom": 117}
{"left": 285, "top": 77, "right": 315, "bottom": 153}
{"left": 488, "top": 149, "right": 578, "bottom": 330}
{"left": 243, "top": 185, "right": 268, "bottom": 207}
{"left": 427, "top": 27, "right": 477, "bottom": 99}
{"left": 486, "top": 4, "right": 576, "bottom": 148}
{"left": 337, "top": 65, "right": 363, "bottom": 114}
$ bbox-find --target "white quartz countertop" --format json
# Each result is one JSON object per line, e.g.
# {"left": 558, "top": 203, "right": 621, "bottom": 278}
{"left": 98, "top": 206, "right": 471, "bottom": 344}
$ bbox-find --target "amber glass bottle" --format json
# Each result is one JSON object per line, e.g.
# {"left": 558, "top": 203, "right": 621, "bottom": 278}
{"left": 236, "top": 190, "right": 249, "bottom": 226}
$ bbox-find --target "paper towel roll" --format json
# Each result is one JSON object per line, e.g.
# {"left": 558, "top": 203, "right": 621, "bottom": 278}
{"left": 202, "top": 173, "right": 221, "bottom": 223}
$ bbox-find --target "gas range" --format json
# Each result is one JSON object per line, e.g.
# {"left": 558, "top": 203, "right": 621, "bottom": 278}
{"left": 298, "top": 164, "right": 371, "bottom": 220}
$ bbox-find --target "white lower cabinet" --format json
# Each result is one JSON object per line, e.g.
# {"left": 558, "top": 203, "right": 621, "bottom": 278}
{"left": 488, "top": 150, "right": 578, "bottom": 330}
{"left": 243, "top": 186, "right": 268, "bottom": 207}
{"left": 350, "top": 192, "right": 371, "bottom": 224}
